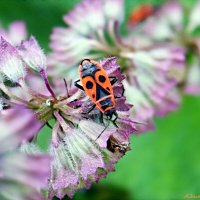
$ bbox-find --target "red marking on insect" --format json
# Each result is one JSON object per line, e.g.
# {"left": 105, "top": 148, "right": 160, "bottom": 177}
{"left": 128, "top": 4, "right": 156, "bottom": 25}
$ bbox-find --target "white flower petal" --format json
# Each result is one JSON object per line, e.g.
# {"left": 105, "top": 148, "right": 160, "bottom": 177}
{"left": 187, "top": 0, "right": 200, "bottom": 33}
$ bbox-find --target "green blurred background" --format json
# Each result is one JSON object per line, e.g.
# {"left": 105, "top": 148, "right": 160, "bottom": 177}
{"left": 0, "top": 0, "right": 199, "bottom": 199}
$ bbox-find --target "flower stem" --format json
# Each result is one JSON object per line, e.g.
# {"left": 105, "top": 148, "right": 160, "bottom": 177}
{"left": 96, "top": 28, "right": 110, "bottom": 49}
{"left": 40, "top": 69, "right": 57, "bottom": 100}
{"left": 108, "top": 20, "right": 125, "bottom": 50}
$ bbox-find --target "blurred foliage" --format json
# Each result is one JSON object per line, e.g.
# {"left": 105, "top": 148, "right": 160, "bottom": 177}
{"left": 0, "top": 0, "right": 199, "bottom": 200}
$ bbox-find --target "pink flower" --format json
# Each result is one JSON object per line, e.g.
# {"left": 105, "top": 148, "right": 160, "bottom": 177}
{"left": 48, "top": 0, "right": 185, "bottom": 132}
{"left": 0, "top": 37, "right": 136, "bottom": 198}
{"left": 128, "top": 0, "right": 200, "bottom": 95}
{"left": 0, "top": 104, "right": 51, "bottom": 200}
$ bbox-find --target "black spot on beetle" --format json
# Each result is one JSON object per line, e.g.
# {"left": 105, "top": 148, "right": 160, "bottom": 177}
{"left": 86, "top": 81, "right": 93, "bottom": 89}
{"left": 99, "top": 75, "right": 106, "bottom": 83}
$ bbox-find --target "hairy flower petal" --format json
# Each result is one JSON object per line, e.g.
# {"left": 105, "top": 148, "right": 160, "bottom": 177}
{"left": 49, "top": 120, "right": 122, "bottom": 199}
{"left": 63, "top": 0, "right": 105, "bottom": 35}
{"left": 18, "top": 36, "right": 46, "bottom": 71}
{"left": 0, "top": 37, "right": 26, "bottom": 82}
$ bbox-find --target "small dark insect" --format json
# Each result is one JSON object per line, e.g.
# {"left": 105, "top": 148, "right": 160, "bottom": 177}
{"left": 107, "top": 135, "right": 130, "bottom": 154}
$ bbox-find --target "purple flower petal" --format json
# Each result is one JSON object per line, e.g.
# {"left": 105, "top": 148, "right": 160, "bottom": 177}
{"left": 49, "top": 122, "right": 122, "bottom": 199}
{"left": 0, "top": 152, "right": 51, "bottom": 189}
{"left": 8, "top": 21, "right": 27, "bottom": 45}
{"left": 0, "top": 21, "right": 27, "bottom": 45}
{"left": 0, "top": 180, "right": 45, "bottom": 200}
{"left": 0, "top": 104, "right": 43, "bottom": 153}
{"left": 18, "top": 36, "right": 46, "bottom": 71}
{"left": 155, "top": 89, "right": 180, "bottom": 116}
{"left": 0, "top": 37, "right": 26, "bottom": 82}
{"left": 63, "top": 0, "right": 105, "bottom": 35}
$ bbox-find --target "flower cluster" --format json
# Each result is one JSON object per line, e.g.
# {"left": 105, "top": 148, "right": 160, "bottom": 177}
{"left": 49, "top": 0, "right": 185, "bottom": 132}
{"left": 0, "top": 36, "right": 136, "bottom": 199}
{"left": 128, "top": 0, "right": 200, "bottom": 95}
{"left": 1, "top": 0, "right": 199, "bottom": 199}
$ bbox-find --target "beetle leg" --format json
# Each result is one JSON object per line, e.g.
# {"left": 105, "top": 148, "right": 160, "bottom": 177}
{"left": 95, "top": 120, "right": 110, "bottom": 141}
{"left": 109, "top": 76, "right": 118, "bottom": 85}
{"left": 112, "top": 111, "right": 119, "bottom": 128}
{"left": 82, "top": 104, "right": 96, "bottom": 114}
{"left": 99, "top": 111, "right": 104, "bottom": 124}
{"left": 74, "top": 79, "right": 84, "bottom": 91}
